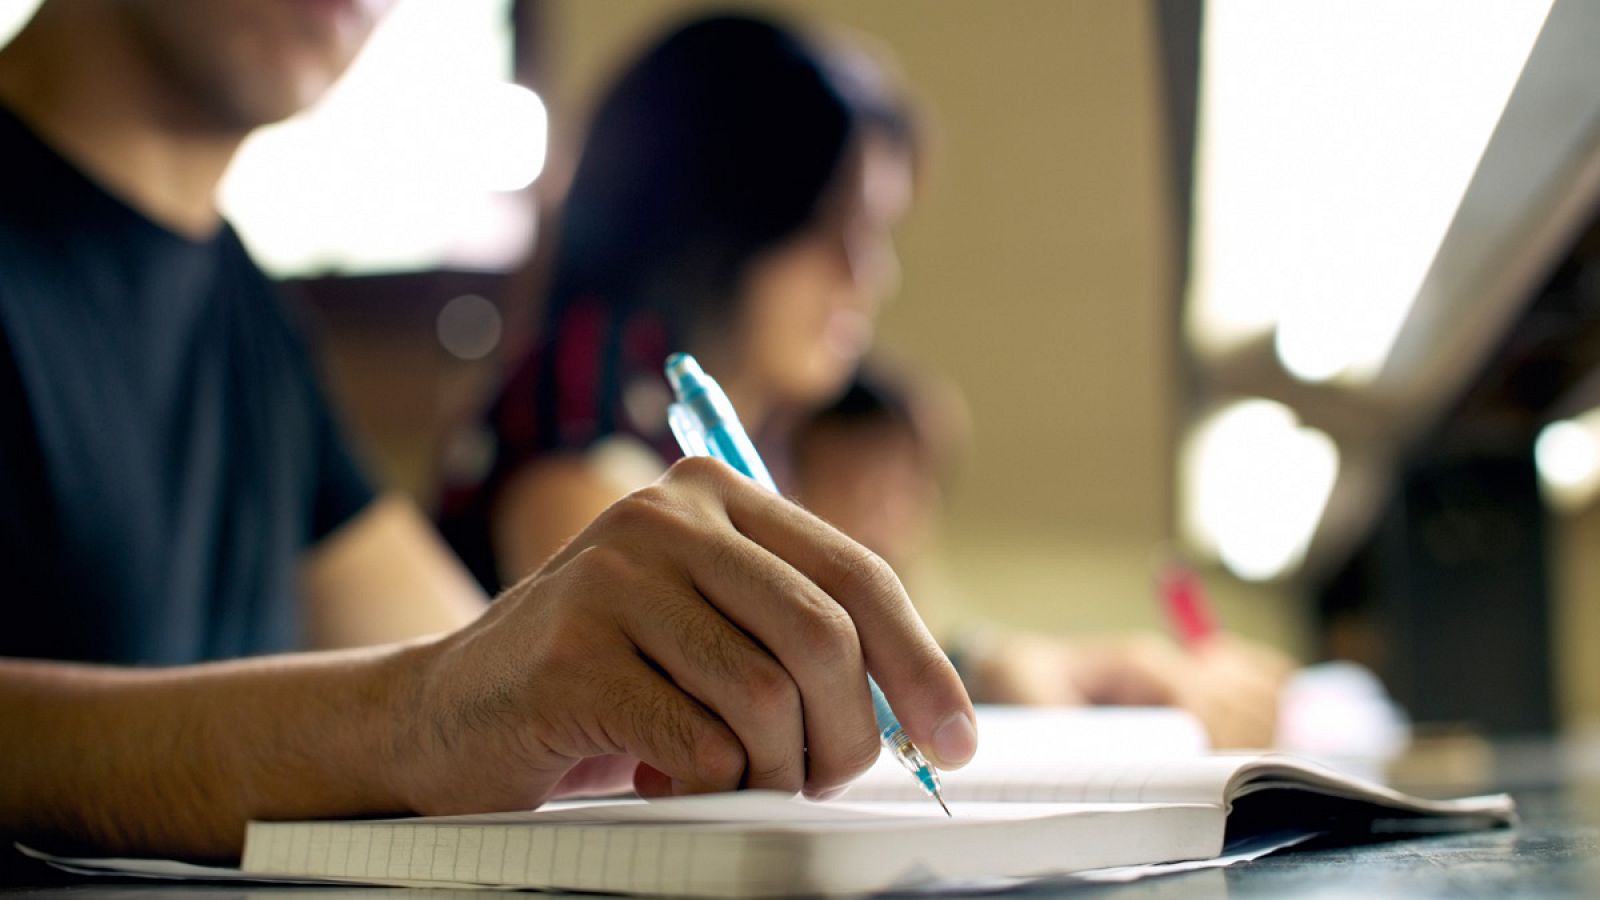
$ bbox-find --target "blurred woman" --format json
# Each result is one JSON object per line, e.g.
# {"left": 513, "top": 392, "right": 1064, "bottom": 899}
{"left": 439, "top": 12, "right": 1290, "bottom": 746}
{"left": 439, "top": 13, "right": 914, "bottom": 585}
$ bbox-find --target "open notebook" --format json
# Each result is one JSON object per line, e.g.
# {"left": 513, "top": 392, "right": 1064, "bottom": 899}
{"left": 30, "top": 752, "right": 1513, "bottom": 897}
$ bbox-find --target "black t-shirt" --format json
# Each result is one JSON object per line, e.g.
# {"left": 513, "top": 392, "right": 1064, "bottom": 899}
{"left": 0, "top": 106, "right": 376, "bottom": 664}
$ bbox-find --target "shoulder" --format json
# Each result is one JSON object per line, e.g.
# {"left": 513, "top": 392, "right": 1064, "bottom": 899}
{"left": 488, "top": 454, "right": 622, "bottom": 580}
{"left": 212, "top": 229, "right": 324, "bottom": 375}
{"left": 499, "top": 455, "right": 620, "bottom": 515}
{"left": 585, "top": 433, "right": 670, "bottom": 493}
{"left": 496, "top": 435, "right": 666, "bottom": 523}
{"left": 487, "top": 436, "right": 671, "bottom": 582}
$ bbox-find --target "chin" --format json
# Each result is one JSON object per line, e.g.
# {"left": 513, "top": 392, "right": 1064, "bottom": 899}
{"left": 799, "top": 361, "right": 857, "bottom": 408}
{"left": 211, "top": 83, "right": 321, "bottom": 131}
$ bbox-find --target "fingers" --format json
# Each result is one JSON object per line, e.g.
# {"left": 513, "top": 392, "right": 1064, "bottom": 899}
{"left": 969, "top": 632, "right": 1087, "bottom": 706}
{"left": 1191, "top": 638, "right": 1286, "bottom": 747}
{"left": 550, "top": 754, "right": 638, "bottom": 800}
{"left": 663, "top": 458, "right": 976, "bottom": 769}
{"left": 584, "top": 471, "right": 881, "bottom": 795}
{"left": 666, "top": 530, "right": 881, "bottom": 796}
{"left": 588, "top": 650, "right": 749, "bottom": 795}
{"left": 611, "top": 573, "right": 809, "bottom": 795}
{"left": 1098, "top": 634, "right": 1282, "bottom": 748}
{"left": 1071, "top": 635, "right": 1185, "bottom": 707}
{"left": 486, "top": 455, "right": 974, "bottom": 814}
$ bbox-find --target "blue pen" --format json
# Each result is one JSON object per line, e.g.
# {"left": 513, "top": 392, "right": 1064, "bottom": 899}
{"left": 664, "top": 352, "right": 950, "bottom": 815}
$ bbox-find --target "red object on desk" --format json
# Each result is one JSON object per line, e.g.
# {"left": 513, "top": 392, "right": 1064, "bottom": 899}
{"left": 1160, "top": 562, "right": 1219, "bottom": 649}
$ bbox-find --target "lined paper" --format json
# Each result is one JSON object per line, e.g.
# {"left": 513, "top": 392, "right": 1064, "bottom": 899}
{"left": 847, "top": 755, "right": 1253, "bottom": 805}
{"left": 244, "top": 821, "right": 758, "bottom": 895}
{"left": 217, "top": 753, "right": 1517, "bottom": 896}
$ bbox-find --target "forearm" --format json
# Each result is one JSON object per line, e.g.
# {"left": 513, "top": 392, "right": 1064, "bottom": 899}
{"left": 301, "top": 496, "right": 488, "bottom": 649}
{"left": 0, "top": 642, "right": 424, "bottom": 861}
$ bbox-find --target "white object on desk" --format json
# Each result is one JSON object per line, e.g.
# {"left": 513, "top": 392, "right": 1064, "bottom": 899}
{"left": 1275, "top": 661, "right": 1411, "bottom": 782}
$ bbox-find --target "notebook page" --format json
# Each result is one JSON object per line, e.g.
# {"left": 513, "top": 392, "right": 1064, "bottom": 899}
{"left": 356, "top": 790, "right": 942, "bottom": 826}
{"left": 238, "top": 794, "right": 1029, "bottom": 892}
{"left": 243, "top": 788, "right": 927, "bottom": 889}
{"left": 845, "top": 706, "right": 1212, "bottom": 802}
{"left": 243, "top": 819, "right": 758, "bottom": 894}
{"left": 847, "top": 753, "right": 1257, "bottom": 805}
{"left": 963, "top": 706, "right": 1210, "bottom": 759}
{"left": 242, "top": 799, "right": 1226, "bottom": 895}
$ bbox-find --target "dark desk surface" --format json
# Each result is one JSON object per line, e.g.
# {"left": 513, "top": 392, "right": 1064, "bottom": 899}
{"left": 9, "top": 754, "right": 1600, "bottom": 899}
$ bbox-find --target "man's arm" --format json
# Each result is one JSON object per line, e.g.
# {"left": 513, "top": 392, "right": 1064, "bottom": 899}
{"left": 0, "top": 645, "right": 413, "bottom": 861}
{"left": 299, "top": 495, "right": 488, "bottom": 648}
{"left": 0, "top": 459, "right": 978, "bottom": 861}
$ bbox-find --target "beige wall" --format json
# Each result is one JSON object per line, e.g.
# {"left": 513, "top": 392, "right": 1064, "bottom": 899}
{"left": 545, "top": 0, "right": 1308, "bottom": 654}
{"left": 1554, "top": 502, "right": 1600, "bottom": 731}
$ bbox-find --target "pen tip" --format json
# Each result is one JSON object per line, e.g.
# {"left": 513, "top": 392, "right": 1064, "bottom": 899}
{"left": 937, "top": 793, "right": 951, "bottom": 817}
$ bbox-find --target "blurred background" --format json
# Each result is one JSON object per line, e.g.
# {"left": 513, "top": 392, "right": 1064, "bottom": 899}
{"left": 3, "top": 0, "right": 1597, "bottom": 745}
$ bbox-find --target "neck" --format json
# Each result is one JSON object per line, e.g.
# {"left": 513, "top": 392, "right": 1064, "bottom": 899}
{"left": 720, "top": 377, "right": 771, "bottom": 437}
{"left": 0, "top": 4, "right": 246, "bottom": 238}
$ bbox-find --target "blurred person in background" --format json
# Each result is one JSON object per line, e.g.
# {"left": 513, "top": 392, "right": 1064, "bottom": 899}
{"left": 440, "top": 11, "right": 1291, "bottom": 748}
{"left": 791, "top": 365, "right": 1292, "bottom": 748}
{"left": 440, "top": 12, "right": 915, "bottom": 583}
{"left": 0, "top": 0, "right": 973, "bottom": 869}
{"left": 790, "top": 364, "right": 963, "bottom": 582}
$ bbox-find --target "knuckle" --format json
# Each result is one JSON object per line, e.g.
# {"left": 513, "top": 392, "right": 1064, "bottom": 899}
{"left": 746, "top": 757, "right": 800, "bottom": 792}
{"left": 666, "top": 455, "right": 731, "bottom": 489}
{"left": 809, "top": 722, "right": 882, "bottom": 791}
{"left": 792, "top": 596, "right": 860, "bottom": 667}
{"left": 905, "top": 644, "right": 954, "bottom": 686}
{"left": 690, "top": 733, "right": 747, "bottom": 789}
{"left": 565, "top": 543, "right": 637, "bottom": 588}
{"left": 603, "top": 487, "right": 683, "bottom": 533}
{"left": 741, "top": 659, "right": 801, "bottom": 715}
{"left": 838, "top": 727, "right": 884, "bottom": 779}
{"left": 838, "top": 544, "right": 905, "bottom": 611}
{"left": 628, "top": 482, "right": 682, "bottom": 514}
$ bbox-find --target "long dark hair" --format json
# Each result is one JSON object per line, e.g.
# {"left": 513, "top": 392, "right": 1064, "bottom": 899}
{"left": 441, "top": 12, "right": 916, "bottom": 588}
{"left": 529, "top": 12, "right": 915, "bottom": 451}
{"left": 559, "top": 14, "right": 912, "bottom": 345}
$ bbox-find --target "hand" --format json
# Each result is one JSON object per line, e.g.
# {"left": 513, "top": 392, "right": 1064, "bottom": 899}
{"left": 964, "top": 631, "right": 1293, "bottom": 749}
{"left": 384, "top": 457, "right": 977, "bottom": 815}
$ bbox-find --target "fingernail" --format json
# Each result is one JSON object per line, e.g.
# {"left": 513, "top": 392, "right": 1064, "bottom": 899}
{"left": 930, "top": 712, "right": 977, "bottom": 767}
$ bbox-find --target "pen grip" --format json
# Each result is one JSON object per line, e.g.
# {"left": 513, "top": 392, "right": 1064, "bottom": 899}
{"left": 703, "top": 425, "right": 778, "bottom": 492}
{"left": 667, "top": 403, "right": 711, "bottom": 459}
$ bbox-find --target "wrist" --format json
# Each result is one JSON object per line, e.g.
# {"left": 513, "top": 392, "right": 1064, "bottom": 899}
{"left": 368, "top": 634, "right": 448, "bottom": 815}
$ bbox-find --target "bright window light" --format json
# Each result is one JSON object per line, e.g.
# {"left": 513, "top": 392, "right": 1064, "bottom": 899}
{"left": 1181, "top": 399, "right": 1340, "bottom": 581}
{"left": 1536, "top": 411, "right": 1600, "bottom": 511}
{"left": 0, "top": 0, "right": 40, "bottom": 46}
{"left": 1187, "top": 0, "right": 1554, "bottom": 383}
{"left": 220, "top": 0, "right": 543, "bottom": 276}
